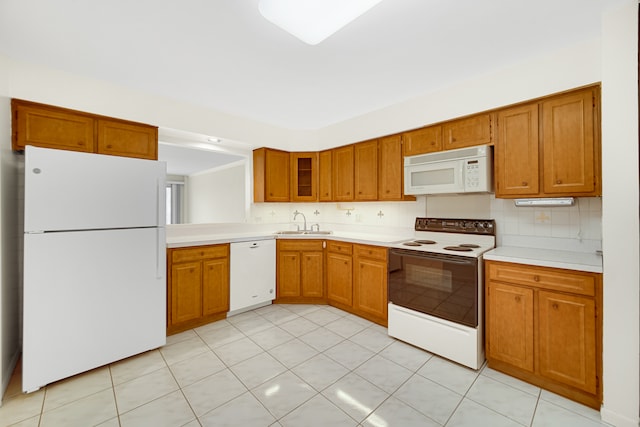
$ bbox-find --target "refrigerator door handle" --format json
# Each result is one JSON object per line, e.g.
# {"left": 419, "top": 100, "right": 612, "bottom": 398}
{"left": 156, "top": 178, "right": 163, "bottom": 226}
{"left": 156, "top": 228, "right": 163, "bottom": 279}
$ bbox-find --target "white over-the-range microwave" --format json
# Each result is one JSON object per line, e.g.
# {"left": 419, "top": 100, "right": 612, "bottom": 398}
{"left": 404, "top": 144, "right": 493, "bottom": 195}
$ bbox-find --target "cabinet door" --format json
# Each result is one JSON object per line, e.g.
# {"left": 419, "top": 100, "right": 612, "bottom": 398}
{"left": 327, "top": 252, "right": 353, "bottom": 306}
{"left": 290, "top": 152, "right": 318, "bottom": 202}
{"left": 486, "top": 282, "right": 534, "bottom": 372}
{"left": 354, "top": 140, "right": 378, "bottom": 200}
{"left": 278, "top": 251, "right": 301, "bottom": 297}
{"left": 266, "top": 149, "right": 291, "bottom": 202}
{"left": 13, "top": 100, "right": 95, "bottom": 152}
{"left": 495, "top": 104, "right": 540, "bottom": 197}
{"left": 538, "top": 290, "right": 597, "bottom": 394}
{"left": 333, "top": 145, "right": 354, "bottom": 201}
{"left": 170, "top": 261, "right": 202, "bottom": 325}
{"left": 96, "top": 119, "right": 158, "bottom": 160}
{"left": 353, "top": 257, "right": 387, "bottom": 322}
{"left": 403, "top": 126, "right": 442, "bottom": 156}
{"left": 301, "top": 251, "right": 324, "bottom": 298}
{"left": 319, "top": 150, "right": 333, "bottom": 201}
{"left": 442, "top": 113, "right": 494, "bottom": 150}
{"left": 202, "top": 258, "right": 230, "bottom": 316}
{"left": 378, "top": 135, "right": 403, "bottom": 200}
{"left": 541, "top": 89, "right": 597, "bottom": 195}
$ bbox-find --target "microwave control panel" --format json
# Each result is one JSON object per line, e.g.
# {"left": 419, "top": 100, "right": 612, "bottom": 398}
{"left": 463, "top": 157, "right": 492, "bottom": 191}
{"left": 464, "top": 160, "right": 481, "bottom": 190}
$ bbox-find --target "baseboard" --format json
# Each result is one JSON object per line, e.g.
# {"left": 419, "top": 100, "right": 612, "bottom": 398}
{"left": 0, "top": 349, "right": 21, "bottom": 406}
{"left": 600, "top": 406, "right": 640, "bottom": 427}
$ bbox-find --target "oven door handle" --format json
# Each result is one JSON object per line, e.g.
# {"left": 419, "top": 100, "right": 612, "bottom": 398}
{"left": 389, "top": 249, "right": 478, "bottom": 266}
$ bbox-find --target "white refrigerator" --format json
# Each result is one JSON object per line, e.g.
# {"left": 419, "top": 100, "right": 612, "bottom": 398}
{"left": 22, "top": 146, "right": 167, "bottom": 393}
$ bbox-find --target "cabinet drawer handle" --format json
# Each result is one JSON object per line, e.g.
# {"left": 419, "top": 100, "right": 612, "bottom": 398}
{"left": 430, "top": 141, "right": 435, "bottom": 145}
{"left": 522, "top": 181, "right": 528, "bottom": 186}
{"left": 533, "top": 275, "right": 540, "bottom": 282}
{"left": 359, "top": 191, "right": 363, "bottom": 195}
{"left": 515, "top": 296, "right": 521, "bottom": 303}
{"left": 452, "top": 137, "right": 457, "bottom": 142}
{"left": 552, "top": 303, "right": 559, "bottom": 310}
{"left": 106, "top": 144, "right": 112, "bottom": 149}
{"left": 77, "top": 141, "right": 84, "bottom": 146}
{"left": 556, "top": 179, "right": 562, "bottom": 184}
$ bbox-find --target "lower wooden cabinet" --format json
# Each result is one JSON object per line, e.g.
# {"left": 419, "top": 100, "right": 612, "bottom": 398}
{"left": 326, "top": 241, "right": 353, "bottom": 308}
{"left": 276, "top": 240, "right": 324, "bottom": 303}
{"left": 353, "top": 244, "right": 388, "bottom": 325}
{"left": 167, "top": 244, "right": 230, "bottom": 335}
{"left": 485, "top": 260, "right": 601, "bottom": 408}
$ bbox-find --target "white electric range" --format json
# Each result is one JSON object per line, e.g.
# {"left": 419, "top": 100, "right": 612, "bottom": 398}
{"left": 387, "top": 217, "right": 496, "bottom": 369}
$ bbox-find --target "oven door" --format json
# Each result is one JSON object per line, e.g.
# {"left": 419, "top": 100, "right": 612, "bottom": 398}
{"left": 388, "top": 249, "right": 479, "bottom": 327}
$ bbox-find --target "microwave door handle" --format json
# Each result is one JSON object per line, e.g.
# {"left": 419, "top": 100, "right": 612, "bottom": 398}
{"left": 460, "top": 162, "right": 465, "bottom": 189}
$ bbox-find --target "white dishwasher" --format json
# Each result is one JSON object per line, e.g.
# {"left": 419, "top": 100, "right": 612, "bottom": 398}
{"left": 229, "top": 238, "right": 276, "bottom": 315}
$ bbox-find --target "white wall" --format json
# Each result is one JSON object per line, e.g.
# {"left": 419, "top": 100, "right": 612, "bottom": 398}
{"left": 0, "top": 93, "right": 22, "bottom": 399}
{"left": 187, "top": 162, "right": 247, "bottom": 224}
{"left": 600, "top": 1, "right": 640, "bottom": 426}
{"left": 313, "top": 38, "right": 602, "bottom": 149}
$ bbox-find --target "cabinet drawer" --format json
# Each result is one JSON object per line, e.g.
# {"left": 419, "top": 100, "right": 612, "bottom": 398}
{"left": 277, "top": 239, "right": 324, "bottom": 252}
{"left": 327, "top": 241, "right": 353, "bottom": 255}
{"left": 171, "top": 244, "right": 229, "bottom": 263}
{"left": 487, "top": 261, "right": 596, "bottom": 296}
{"left": 354, "top": 244, "right": 388, "bottom": 261}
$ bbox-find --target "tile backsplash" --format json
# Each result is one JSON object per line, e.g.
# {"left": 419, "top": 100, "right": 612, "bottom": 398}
{"left": 249, "top": 195, "right": 602, "bottom": 252}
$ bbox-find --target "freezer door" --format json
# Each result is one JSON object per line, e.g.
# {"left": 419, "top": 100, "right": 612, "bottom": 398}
{"left": 25, "top": 146, "right": 166, "bottom": 232}
{"left": 22, "top": 227, "right": 166, "bottom": 392}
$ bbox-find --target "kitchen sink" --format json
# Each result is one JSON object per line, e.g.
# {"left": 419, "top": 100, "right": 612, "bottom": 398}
{"left": 275, "top": 230, "right": 332, "bottom": 235}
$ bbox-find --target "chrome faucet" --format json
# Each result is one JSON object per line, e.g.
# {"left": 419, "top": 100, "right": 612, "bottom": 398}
{"left": 293, "top": 210, "right": 307, "bottom": 232}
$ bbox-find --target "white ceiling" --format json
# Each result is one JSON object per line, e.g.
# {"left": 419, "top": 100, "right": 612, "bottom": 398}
{"left": 0, "top": 0, "right": 622, "bottom": 174}
{"left": 0, "top": 0, "right": 618, "bottom": 131}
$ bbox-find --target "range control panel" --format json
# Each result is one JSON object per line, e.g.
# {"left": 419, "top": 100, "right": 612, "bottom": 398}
{"left": 415, "top": 217, "right": 496, "bottom": 236}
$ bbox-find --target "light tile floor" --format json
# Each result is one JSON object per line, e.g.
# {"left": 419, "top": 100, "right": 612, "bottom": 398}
{"left": 0, "top": 304, "right": 612, "bottom": 427}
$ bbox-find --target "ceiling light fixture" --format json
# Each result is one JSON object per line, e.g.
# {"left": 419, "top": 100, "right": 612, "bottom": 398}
{"left": 258, "top": 0, "right": 384, "bottom": 45}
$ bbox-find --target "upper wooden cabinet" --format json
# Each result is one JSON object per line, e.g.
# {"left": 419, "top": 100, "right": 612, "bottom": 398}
{"left": 318, "top": 150, "right": 333, "bottom": 202}
{"left": 290, "top": 152, "right": 318, "bottom": 202}
{"left": 354, "top": 140, "right": 378, "bottom": 201}
{"left": 442, "top": 112, "right": 495, "bottom": 150}
{"left": 97, "top": 119, "right": 158, "bottom": 160}
{"left": 495, "top": 86, "right": 600, "bottom": 198}
{"left": 378, "top": 134, "right": 407, "bottom": 201}
{"left": 253, "top": 148, "right": 290, "bottom": 202}
{"left": 495, "top": 104, "right": 540, "bottom": 197}
{"left": 402, "top": 125, "right": 442, "bottom": 157}
{"left": 333, "top": 145, "right": 355, "bottom": 201}
{"left": 12, "top": 99, "right": 158, "bottom": 160}
{"left": 541, "top": 89, "right": 598, "bottom": 195}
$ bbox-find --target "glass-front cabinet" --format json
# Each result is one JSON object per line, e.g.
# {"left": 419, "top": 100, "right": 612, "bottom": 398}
{"left": 290, "top": 152, "right": 318, "bottom": 202}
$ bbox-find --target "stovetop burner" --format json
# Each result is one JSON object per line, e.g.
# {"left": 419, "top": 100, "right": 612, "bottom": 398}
{"left": 402, "top": 242, "right": 422, "bottom": 247}
{"left": 443, "top": 246, "right": 474, "bottom": 252}
{"left": 459, "top": 243, "right": 480, "bottom": 248}
{"left": 414, "top": 239, "right": 437, "bottom": 245}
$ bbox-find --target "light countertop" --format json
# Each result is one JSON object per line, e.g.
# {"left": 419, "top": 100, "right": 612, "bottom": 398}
{"left": 166, "top": 224, "right": 413, "bottom": 249}
{"left": 484, "top": 246, "right": 603, "bottom": 273}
